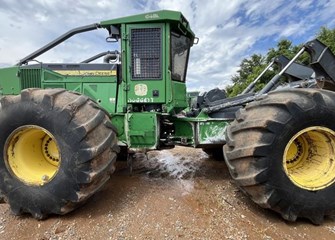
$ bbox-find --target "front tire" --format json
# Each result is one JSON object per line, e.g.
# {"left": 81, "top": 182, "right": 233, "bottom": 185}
{"left": 0, "top": 88, "right": 118, "bottom": 219}
{"left": 224, "top": 89, "right": 335, "bottom": 224}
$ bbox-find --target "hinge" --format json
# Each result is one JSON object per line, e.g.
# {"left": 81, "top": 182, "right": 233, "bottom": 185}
{"left": 124, "top": 84, "right": 130, "bottom": 91}
{"left": 122, "top": 33, "right": 129, "bottom": 41}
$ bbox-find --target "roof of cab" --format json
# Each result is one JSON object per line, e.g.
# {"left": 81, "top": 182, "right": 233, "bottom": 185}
{"left": 100, "top": 10, "right": 195, "bottom": 37}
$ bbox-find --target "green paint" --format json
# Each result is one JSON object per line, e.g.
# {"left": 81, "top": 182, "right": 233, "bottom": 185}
{"left": 125, "top": 112, "right": 159, "bottom": 149}
{"left": 0, "top": 10, "right": 229, "bottom": 152}
{"left": 198, "top": 120, "right": 228, "bottom": 145}
{"left": 0, "top": 66, "right": 21, "bottom": 95}
{"left": 171, "top": 116, "right": 228, "bottom": 147}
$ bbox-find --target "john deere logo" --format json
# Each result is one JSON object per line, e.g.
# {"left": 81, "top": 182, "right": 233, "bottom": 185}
{"left": 134, "top": 84, "right": 148, "bottom": 96}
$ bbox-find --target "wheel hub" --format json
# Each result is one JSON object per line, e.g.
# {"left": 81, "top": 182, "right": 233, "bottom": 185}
{"left": 283, "top": 126, "right": 335, "bottom": 191}
{"left": 285, "top": 138, "right": 304, "bottom": 167}
{"left": 4, "top": 125, "right": 61, "bottom": 186}
{"left": 42, "top": 136, "right": 60, "bottom": 165}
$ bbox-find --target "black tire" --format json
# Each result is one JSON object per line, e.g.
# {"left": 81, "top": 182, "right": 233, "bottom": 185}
{"left": 202, "top": 147, "right": 224, "bottom": 160}
{"left": 0, "top": 88, "right": 118, "bottom": 219}
{"left": 224, "top": 89, "right": 335, "bottom": 224}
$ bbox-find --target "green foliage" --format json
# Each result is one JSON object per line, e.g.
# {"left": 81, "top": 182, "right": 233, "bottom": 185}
{"left": 231, "top": 54, "right": 264, "bottom": 85}
{"left": 227, "top": 26, "right": 335, "bottom": 97}
{"left": 228, "top": 54, "right": 267, "bottom": 97}
{"left": 317, "top": 26, "right": 335, "bottom": 53}
{"left": 266, "top": 39, "right": 297, "bottom": 63}
{"left": 228, "top": 63, "right": 272, "bottom": 97}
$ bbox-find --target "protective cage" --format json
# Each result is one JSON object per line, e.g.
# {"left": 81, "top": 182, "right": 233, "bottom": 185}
{"left": 131, "top": 28, "right": 162, "bottom": 79}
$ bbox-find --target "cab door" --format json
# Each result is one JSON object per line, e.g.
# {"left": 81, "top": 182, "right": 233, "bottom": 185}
{"left": 125, "top": 24, "right": 166, "bottom": 105}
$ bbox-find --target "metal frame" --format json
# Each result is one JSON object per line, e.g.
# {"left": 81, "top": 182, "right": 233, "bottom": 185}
{"left": 18, "top": 23, "right": 101, "bottom": 65}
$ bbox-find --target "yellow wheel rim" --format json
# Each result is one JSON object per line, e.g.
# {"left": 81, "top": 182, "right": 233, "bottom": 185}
{"left": 4, "top": 125, "right": 61, "bottom": 186}
{"left": 283, "top": 126, "right": 335, "bottom": 191}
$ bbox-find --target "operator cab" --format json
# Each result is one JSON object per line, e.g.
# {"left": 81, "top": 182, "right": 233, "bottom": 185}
{"left": 101, "top": 10, "right": 196, "bottom": 114}
{"left": 12, "top": 10, "right": 195, "bottom": 115}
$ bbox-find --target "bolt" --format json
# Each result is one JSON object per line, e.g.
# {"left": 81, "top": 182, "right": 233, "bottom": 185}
{"left": 42, "top": 175, "right": 49, "bottom": 182}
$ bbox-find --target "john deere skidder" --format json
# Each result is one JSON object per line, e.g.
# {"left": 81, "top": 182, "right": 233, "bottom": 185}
{"left": 0, "top": 10, "right": 335, "bottom": 224}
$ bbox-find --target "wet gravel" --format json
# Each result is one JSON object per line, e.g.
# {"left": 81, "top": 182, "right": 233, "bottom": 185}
{"left": 0, "top": 147, "right": 335, "bottom": 239}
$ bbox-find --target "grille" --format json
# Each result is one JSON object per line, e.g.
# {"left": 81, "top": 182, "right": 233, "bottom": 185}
{"left": 20, "top": 69, "right": 42, "bottom": 89}
{"left": 131, "top": 28, "right": 161, "bottom": 79}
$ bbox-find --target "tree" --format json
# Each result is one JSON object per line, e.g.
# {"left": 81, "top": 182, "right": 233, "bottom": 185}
{"left": 231, "top": 54, "right": 264, "bottom": 85}
{"left": 226, "top": 25, "right": 335, "bottom": 97}
{"left": 317, "top": 26, "right": 335, "bottom": 53}
{"left": 227, "top": 41, "right": 299, "bottom": 97}
{"left": 227, "top": 40, "right": 299, "bottom": 97}
{"left": 266, "top": 39, "right": 309, "bottom": 64}
{"left": 227, "top": 54, "right": 268, "bottom": 97}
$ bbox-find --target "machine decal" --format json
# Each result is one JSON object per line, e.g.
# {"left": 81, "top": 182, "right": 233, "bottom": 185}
{"left": 134, "top": 83, "right": 148, "bottom": 96}
{"left": 145, "top": 13, "right": 159, "bottom": 19}
{"left": 53, "top": 70, "right": 116, "bottom": 76}
{"left": 128, "top": 97, "right": 154, "bottom": 103}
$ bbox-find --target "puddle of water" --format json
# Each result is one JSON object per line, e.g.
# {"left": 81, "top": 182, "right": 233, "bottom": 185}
{"left": 132, "top": 149, "right": 208, "bottom": 194}
{"left": 133, "top": 150, "right": 206, "bottom": 179}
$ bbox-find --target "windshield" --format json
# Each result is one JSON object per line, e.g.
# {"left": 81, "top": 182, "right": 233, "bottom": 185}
{"left": 171, "top": 32, "right": 191, "bottom": 82}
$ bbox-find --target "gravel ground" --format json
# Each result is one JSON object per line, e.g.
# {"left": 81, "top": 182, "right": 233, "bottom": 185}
{"left": 0, "top": 147, "right": 335, "bottom": 239}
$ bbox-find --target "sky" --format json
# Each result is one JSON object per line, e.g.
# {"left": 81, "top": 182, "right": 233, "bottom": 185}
{"left": 0, "top": 0, "right": 335, "bottom": 91}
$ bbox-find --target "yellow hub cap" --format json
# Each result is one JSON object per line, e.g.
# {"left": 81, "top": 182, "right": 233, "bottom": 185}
{"left": 5, "top": 125, "right": 61, "bottom": 186}
{"left": 283, "top": 126, "right": 335, "bottom": 191}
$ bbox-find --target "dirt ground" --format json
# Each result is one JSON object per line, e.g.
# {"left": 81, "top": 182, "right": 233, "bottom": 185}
{"left": 0, "top": 147, "right": 335, "bottom": 240}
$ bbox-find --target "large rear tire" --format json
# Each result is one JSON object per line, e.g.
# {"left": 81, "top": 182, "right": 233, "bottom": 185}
{"left": 224, "top": 89, "right": 335, "bottom": 224}
{"left": 0, "top": 88, "right": 118, "bottom": 219}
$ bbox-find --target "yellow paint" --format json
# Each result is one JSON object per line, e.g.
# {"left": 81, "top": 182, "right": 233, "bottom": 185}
{"left": 283, "top": 126, "right": 335, "bottom": 191}
{"left": 5, "top": 126, "right": 61, "bottom": 186}
{"left": 53, "top": 70, "right": 116, "bottom": 76}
